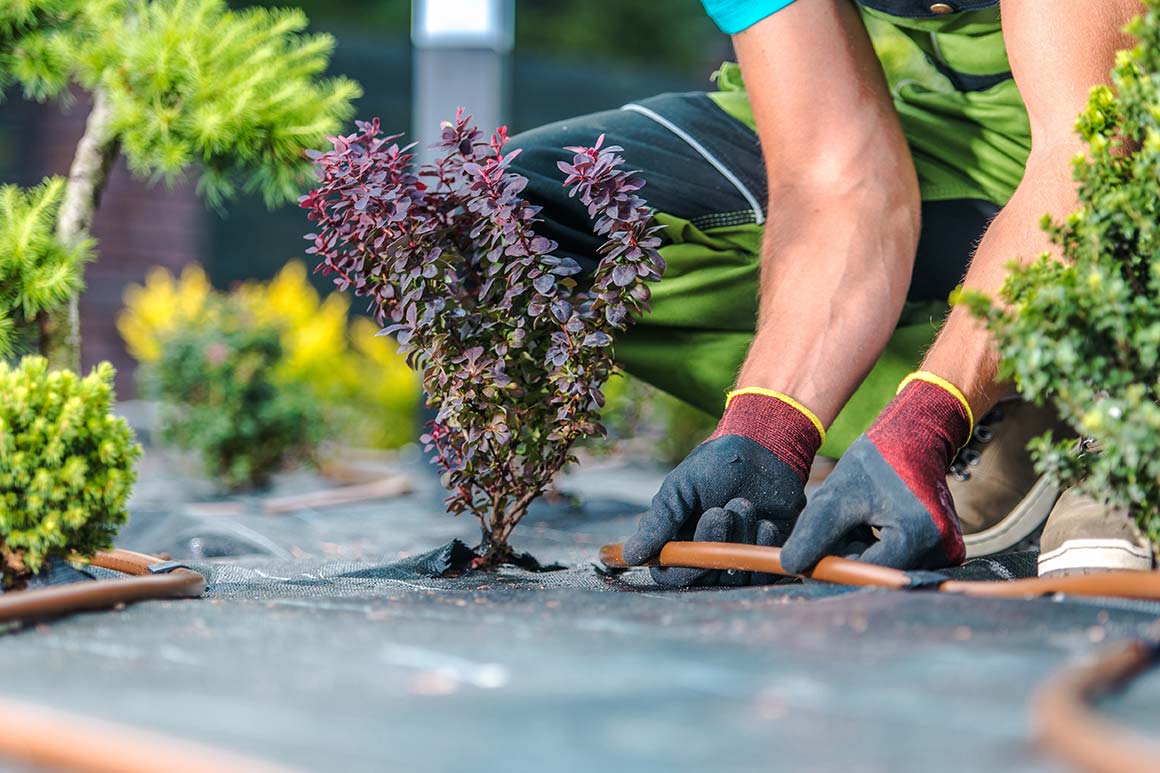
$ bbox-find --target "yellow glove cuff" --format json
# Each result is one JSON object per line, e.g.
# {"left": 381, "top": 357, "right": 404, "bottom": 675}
{"left": 725, "top": 387, "right": 827, "bottom": 444}
{"left": 896, "top": 371, "right": 975, "bottom": 432}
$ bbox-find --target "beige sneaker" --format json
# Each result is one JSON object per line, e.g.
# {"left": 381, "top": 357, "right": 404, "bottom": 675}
{"left": 948, "top": 396, "right": 1074, "bottom": 558}
{"left": 1038, "top": 487, "right": 1156, "bottom": 577}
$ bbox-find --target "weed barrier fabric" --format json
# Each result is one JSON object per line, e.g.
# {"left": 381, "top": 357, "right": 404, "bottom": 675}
{"left": 2, "top": 455, "right": 1158, "bottom": 773}
{"left": 0, "top": 551, "right": 205, "bottom": 625}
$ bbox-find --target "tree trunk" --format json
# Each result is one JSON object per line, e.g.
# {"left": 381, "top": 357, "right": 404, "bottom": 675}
{"left": 40, "top": 86, "right": 120, "bottom": 372}
{"left": 0, "top": 542, "right": 29, "bottom": 591}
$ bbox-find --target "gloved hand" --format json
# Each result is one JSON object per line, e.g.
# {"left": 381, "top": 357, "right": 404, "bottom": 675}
{"left": 780, "top": 372, "right": 973, "bottom": 573}
{"left": 622, "top": 388, "right": 824, "bottom": 586}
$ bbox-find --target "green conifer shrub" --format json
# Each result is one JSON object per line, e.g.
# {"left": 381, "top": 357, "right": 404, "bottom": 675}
{"left": 0, "top": 0, "right": 103, "bottom": 101}
{"left": 963, "top": 2, "right": 1160, "bottom": 550}
{"left": 84, "top": 0, "right": 362, "bottom": 208}
{"left": 0, "top": 356, "right": 139, "bottom": 588}
{"left": 0, "top": 180, "right": 90, "bottom": 358}
{"left": 144, "top": 296, "right": 323, "bottom": 490}
{"left": 1, "top": 0, "right": 360, "bottom": 367}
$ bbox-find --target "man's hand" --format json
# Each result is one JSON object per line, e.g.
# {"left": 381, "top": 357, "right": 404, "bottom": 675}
{"left": 780, "top": 373, "right": 971, "bottom": 573}
{"left": 623, "top": 390, "right": 822, "bottom": 586}
{"left": 624, "top": 439, "right": 800, "bottom": 586}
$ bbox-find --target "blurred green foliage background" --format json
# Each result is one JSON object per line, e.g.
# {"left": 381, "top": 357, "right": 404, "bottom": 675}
{"left": 239, "top": 0, "right": 727, "bottom": 75}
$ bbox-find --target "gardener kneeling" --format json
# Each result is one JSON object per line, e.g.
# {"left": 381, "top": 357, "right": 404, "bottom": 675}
{"left": 509, "top": 0, "right": 1156, "bottom": 582}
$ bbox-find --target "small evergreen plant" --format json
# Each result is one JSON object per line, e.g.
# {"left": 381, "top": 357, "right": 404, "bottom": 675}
{"left": 0, "top": 356, "right": 139, "bottom": 588}
{"left": 119, "top": 261, "right": 419, "bottom": 452}
{"left": 0, "top": 0, "right": 359, "bottom": 367}
{"left": 963, "top": 1, "right": 1160, "bottom": 550}
{"left": 302, "top": 113, "right": 664, "bottom": 567}
{"left": 144, "top": 295, "right": 322, "bottom": 490}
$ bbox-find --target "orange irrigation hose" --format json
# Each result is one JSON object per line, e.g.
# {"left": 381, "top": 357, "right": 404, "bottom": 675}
{"left": 0, "top": 696, "right": 303, "bottom": 773}
{"left": 1033, "top": 637, "right": 1160, "bottom": 773}
{"left": 0, "top": 549, "right": 206, "bottom": 624}
{"left": 944, "top": 572, "right": 1160, "bottom": 601}
{"left": 599, "top": 542, "right": 1160, "bottom": 601}
{"left": 600, "top": 542, "right": 912, "bottom": 589}
{"left": 0, "top": 552, "right": 290, "bottom": 773}
{"left": 604, "top": 541, "right": 1160, "bottom": 771}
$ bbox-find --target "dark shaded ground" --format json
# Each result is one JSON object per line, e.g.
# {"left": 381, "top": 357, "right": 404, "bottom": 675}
{"left": 2, "top": 440, "right": 1159, "bottom": 773}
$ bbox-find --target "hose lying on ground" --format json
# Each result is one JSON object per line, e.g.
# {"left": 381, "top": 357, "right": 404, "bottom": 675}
{"left": 0, "top": 549, "right": 206, "bottom": 624}
{"left": 0, "top": 551, "right": 284, "bottom": 773}
{"left": 0, "top": 695, "right": 302, "bottom": 773}
{"left": 598, "top": 541, "right": 1160, "bottom": 601}
{"left": 602, "top": 541, "right": 1160, "bottom": 772}
{"left": 1033, "top": 635, "right": 1160, "bottom": 773}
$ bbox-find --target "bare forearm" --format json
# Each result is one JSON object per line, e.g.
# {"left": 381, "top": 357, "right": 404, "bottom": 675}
{"left": 922, "top": 151, "right": 1077, "bottom": 417}
{"left": 922, "top": 0, "right": 1136, "bottom": 420}
{"left": 731, "top": 0, "right": 919, "bottom": 425}
{"left": 738, "top": 178, "right": 918, "bottom": 424}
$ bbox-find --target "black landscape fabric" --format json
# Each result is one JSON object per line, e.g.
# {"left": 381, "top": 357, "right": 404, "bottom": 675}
{"left": 2, "top": 451, "right": 1158, "bottom": 773}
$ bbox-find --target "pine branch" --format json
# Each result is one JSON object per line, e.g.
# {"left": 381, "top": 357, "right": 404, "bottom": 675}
{"left": 0, "top": 179, "right": 88, "bottom": 361}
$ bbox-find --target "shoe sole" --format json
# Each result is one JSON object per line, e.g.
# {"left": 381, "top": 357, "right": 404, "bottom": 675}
{"left": 1038, "top": 538, "right": 1155, "bottom": 577}
{"left": 963, "top": 475, "right": 1060, "bottom": 558}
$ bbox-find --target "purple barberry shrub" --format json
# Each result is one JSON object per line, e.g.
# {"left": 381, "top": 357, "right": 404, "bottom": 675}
{"left": 302, "top": 111, "right": 664, "bottom": 567}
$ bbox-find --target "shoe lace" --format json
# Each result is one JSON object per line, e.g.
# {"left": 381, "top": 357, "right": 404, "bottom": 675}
{"left": 950, "top": 404, "right": 1005, "bottom": 481}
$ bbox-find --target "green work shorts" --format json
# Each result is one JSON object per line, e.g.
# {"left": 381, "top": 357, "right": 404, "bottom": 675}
{"left": 508, "top": 89, "right": 1001, "bottom": 457}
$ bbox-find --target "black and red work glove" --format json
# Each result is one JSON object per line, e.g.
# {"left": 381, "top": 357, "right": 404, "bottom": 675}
{"left": 780, "top": 372, "right": 972, "bottom": 573}
{"left": 623, "top": 388, "right": 824, "bottom": 586}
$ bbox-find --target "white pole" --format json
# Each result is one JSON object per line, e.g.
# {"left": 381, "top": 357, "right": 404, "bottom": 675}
{"left": 411, "top": 0, "right": 514, "bottom": 164}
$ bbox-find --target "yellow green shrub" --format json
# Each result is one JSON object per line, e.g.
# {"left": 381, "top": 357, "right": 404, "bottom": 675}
{"left": 0, "top": 356, "right": 139, "bottom": 587}
{"left": 119, "top": 263, "right": 213, "bottom": 363}
{"left": 118, "top": 261, "right": 419, "bottom": 449}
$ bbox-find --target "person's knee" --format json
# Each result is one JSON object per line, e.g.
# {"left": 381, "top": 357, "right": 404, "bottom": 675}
{"left": 506, "top": 124, "right": 570, "bottom": 183}
{"left": 503, "top": 121, "right": 605, "bottom": 272}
